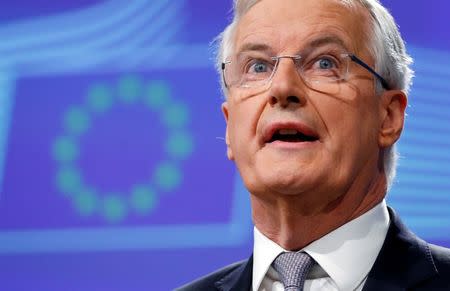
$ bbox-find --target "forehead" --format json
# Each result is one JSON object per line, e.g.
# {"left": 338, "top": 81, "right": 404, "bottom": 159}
{"left": 234, "top": 0, "right": 371, "bottom": 54}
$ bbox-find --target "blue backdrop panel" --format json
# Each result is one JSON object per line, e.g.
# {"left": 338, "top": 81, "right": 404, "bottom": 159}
{"left": 0, "top": 1, "right": 449, "bottom": 290}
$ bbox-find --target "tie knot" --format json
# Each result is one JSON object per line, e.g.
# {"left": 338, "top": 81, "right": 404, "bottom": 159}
{"left": 272, "top": 252, "right": 313, "bottom": 291}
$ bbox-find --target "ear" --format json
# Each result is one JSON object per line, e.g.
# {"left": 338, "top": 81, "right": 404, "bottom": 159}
{"left": 378, "top": 90, "right": 408, "bottom": 147}
{"left": 221, "top": 101, "right": 234, "bottom": 160}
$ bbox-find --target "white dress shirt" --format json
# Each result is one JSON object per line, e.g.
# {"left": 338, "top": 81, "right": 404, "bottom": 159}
{"left": 253, "top": 200, "right": 390, "bottom": 291}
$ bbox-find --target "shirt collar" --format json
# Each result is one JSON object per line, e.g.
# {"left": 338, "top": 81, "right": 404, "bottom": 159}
{"left": 252, "top": 200, "right": 390, "bottom": 291}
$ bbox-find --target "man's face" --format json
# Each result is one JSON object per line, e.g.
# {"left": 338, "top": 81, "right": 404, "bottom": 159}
{"left": 223, "top": 0, "right": 402, "bottom": 203}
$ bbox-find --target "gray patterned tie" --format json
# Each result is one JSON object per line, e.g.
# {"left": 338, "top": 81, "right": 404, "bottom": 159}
{"left": 272, "top": 252, "right": 313, "bottom": 291}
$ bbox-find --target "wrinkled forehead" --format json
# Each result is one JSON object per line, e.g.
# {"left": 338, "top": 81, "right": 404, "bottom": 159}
{"left": 233, "top": 0, "right": 371, "bottom": 56}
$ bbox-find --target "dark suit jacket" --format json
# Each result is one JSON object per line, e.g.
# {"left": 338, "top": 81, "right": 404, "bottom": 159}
{"left": 175, "top": 208, "right": 450, "bottom": 290}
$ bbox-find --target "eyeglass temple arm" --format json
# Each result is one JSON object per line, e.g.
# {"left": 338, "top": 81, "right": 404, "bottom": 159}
{"left": 221, "top": 62, "right": 229, "bottom": 87}
{"left": 348, "top": 54, "right": 390, "bottom": 90}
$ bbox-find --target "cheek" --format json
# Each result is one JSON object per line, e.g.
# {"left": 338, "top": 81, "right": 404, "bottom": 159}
{"left": 228, "top": 97, "right": 266, "bottom": 145}
{"left": 332, "top": 111, "right": 378, "bottom": 151}
{"left": 227, "top": 107, "right": 255, "bottom": 160}
{"left": 320, "top": 87, "right": 379, "bottom": 139}
{"left": 319, "top": 98, "right": 380, "bottom": 169}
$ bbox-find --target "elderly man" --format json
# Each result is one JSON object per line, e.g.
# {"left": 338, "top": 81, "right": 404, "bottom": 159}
{"left": 177, "top": 0, "right": 450, "bottom": 290}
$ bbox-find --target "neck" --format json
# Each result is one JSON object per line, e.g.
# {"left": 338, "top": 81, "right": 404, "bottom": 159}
{"left": 251, "top": 172, "right": 387, "bottom": 250}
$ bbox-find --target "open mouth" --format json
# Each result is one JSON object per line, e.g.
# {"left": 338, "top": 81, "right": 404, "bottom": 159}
{"left": 263, "top": 122, "right": 320, "bottom": 145}
{"left": 268, "top": 129, "right": 319, "bottom": 143}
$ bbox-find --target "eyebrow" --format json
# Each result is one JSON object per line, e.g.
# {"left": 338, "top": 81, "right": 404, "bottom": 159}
{"left": 307, "top": 35, "right": 348, "bottom": 50}
{"left": 236, "top": 42, "right": 273, "bottom": 55}
{"left": 235, "top": 35, "right": 349, "bottom": 56}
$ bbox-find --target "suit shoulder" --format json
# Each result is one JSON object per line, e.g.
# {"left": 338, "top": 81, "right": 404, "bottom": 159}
{"left": 429, "top": 243, "right": 450, "bottom": 275}
{"left": 174, "top": 259, "right": 248, "bottom": 291}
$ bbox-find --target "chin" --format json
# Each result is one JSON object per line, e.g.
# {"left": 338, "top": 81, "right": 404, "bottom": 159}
{"left": 238, "top": 156, "right": 328, "bottom": 196}
{"left": 257, "top": 168, "right": 316, "bottom": 196}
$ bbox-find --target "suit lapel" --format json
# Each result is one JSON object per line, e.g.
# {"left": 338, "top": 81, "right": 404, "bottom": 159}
{"left": 215, "top": 255, "right": 253, "bottom": 291}
{"left": 362, "top": 208, "right": 438, "bottom": 291}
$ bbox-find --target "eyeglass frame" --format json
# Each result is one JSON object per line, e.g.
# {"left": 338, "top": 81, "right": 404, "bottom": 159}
{"left": 221, "top": 53, "right": 391, "bottom": 91}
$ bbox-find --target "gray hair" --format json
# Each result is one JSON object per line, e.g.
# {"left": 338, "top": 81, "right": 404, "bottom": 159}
{"left": 214, "top": 0, "right": 414, "bottom": 190}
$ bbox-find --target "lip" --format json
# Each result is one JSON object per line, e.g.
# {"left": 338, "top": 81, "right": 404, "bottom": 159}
{"left": 262, "top": 121, "right": 320, "bottom": 145}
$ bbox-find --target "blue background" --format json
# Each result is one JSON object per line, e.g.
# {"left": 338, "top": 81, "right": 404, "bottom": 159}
{"left": 0, "top": 1, "right": 449, "bottom": 290}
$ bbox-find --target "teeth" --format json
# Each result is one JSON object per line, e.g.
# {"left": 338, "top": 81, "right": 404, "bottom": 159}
{"left": 278, "top": 129, "right": 299, "bottom": 135}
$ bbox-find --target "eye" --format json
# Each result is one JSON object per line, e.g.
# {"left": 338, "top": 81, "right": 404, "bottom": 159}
{"left": 245, "top": 59, "right": 272, "bottom": 74}
{"left": 252, "top": 62, "right": 268, "bottom": 73}
{"left": 316, "top": 57, "right": 337, "bottom": 70}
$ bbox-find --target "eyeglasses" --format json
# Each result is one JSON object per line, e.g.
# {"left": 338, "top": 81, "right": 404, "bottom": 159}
{"left": 221, "top": 50, "right": 390, "bottom": 94}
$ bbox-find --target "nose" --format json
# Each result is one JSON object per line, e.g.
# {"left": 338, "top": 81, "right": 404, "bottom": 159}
{"left": 268, "top": 57, "right": 307, "bottom": 108}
